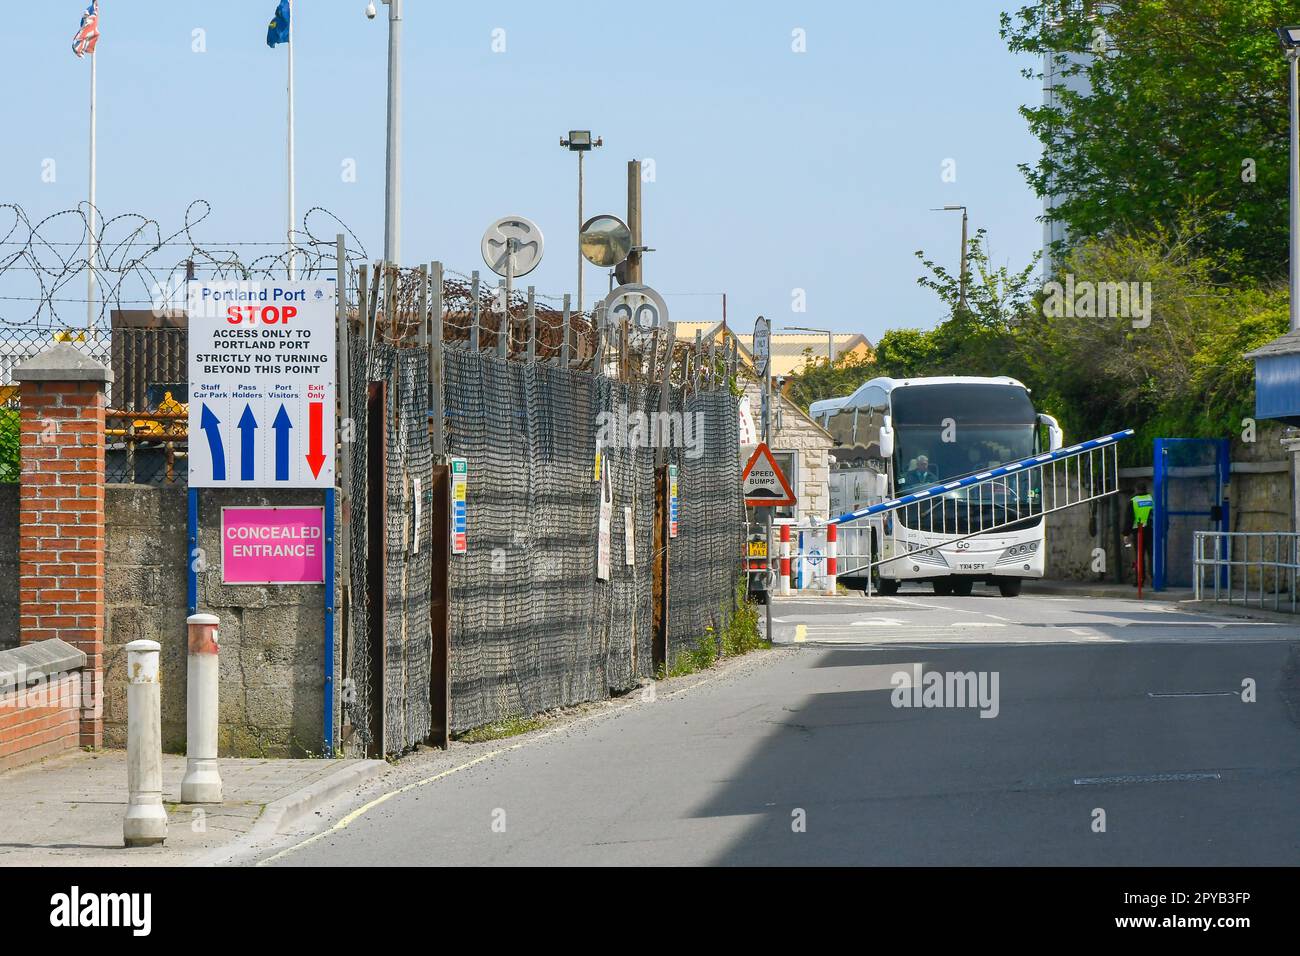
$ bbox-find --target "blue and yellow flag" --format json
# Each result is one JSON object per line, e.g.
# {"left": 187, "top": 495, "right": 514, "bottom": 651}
{"left": 267, "top": 0, "right": 291, "bottom": 48}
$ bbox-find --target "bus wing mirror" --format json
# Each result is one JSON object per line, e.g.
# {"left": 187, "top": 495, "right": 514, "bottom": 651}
{"left": 878, "top": 418, "right": 894, "bottom": 459}
{"left": 1037, "top": 413, "right": 1063, "bottom": 452}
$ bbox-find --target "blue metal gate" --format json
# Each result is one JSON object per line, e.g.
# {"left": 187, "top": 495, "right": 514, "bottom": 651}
{"left": 1153, "top": 438, "right": 1229, "bottom": 590}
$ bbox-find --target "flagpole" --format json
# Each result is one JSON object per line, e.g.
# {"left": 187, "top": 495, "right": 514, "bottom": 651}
{"left": 87, "top": 42, "right": 97, "bottom": 333}
{"left": 287, "top": 0, "right": 296, "bottom": 280}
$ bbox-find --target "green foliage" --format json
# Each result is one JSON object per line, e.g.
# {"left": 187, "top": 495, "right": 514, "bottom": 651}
{"left": 662, "top": 584, "right": 768, "bottom": 679}
{"left": 456, "top": 714, "right": 546, "bottom": 744}
{"left": 783, "top": 348, "right": 876, "bottom": 409}
{"left": 787, "top": 223, "right": 1286, "bottom": 466}
{"left": 0, "top": 408, "right": 17, "bottom": 484}
{"left": 1001, "top": 0, "right": 1293, "bottom": 280}
{"left": 1016, "top": 225, "right": 1286, "bottom": 459}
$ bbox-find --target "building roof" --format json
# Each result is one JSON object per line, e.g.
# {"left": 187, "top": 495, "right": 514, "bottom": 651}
{"left": 1245, "top": 330, "right": 1300, "bottom": 359}
{"left": 673, "top": 324, "right": 872, "bottom": 377}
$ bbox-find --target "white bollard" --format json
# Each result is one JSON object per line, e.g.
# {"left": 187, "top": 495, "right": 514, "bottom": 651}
{"left": 123, "top": 639, "right": 167, "bottom": 847}
{"left": 181, "top": 613, "right": 222, "bottom": 804}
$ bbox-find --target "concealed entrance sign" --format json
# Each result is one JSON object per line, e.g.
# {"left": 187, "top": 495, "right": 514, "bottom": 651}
{"left": 188, "top": 280, "right": 336, "bottom": 488}
{"left": 221, "top": 507, "right": 325, "bottom": 585}
{"left": 742, "top": 442, "right": 796, "bottom": 507}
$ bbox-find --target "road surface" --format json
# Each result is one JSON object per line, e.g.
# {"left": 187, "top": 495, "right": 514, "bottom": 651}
{"left": 258, "top": 590, "right": 1300, "bottom": 866}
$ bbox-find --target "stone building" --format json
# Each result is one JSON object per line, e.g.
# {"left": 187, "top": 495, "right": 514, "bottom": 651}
{"left": 740, "top": 381, "right": 834, "bottom": 522}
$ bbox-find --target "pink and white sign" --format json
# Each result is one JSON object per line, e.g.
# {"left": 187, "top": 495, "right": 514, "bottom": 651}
{"left": 221, "top": 506, "right": 325, "bottom": 585}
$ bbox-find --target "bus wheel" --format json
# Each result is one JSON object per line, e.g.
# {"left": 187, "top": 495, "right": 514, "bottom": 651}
{"left": 952, "top": 578, "right": 974, "bottom": 597}
{"left": 933, "top": 579, "right": 955, "bottom": 596}
{"left": 997, "top": 578, "right": 1023, "bottom": 597}
{"left": 874, "top": 578, "right": 900, "bottom": 596}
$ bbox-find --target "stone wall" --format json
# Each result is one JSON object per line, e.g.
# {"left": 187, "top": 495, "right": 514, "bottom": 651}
{"left": 743, "top": 383, "right": 834, "bottom": 520}
{"left": 1043, "top": 425, "right": 1294, "bottom": 583}
{"left": 102, "top": 485, "right": 340, "bottom": 756}
{"left": 0, "top": 483, "right": 17, "bottom": 650}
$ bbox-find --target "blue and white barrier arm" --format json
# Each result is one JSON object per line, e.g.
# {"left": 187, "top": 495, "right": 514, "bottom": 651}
{"left": 831, "top": 428, "right": 1134, "bottom": 526}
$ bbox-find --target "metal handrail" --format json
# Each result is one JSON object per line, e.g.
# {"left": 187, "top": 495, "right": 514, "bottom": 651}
{"left": 1192, "top": 531, "right": 1299, "bottom": 613}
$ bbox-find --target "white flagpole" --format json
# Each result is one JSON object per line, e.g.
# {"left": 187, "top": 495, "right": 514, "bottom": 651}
{"left": 87, "top": 40, "right": 97, "bottom": 333}
{"left": 287, "top": 0, "right": 296, "bottom": 280}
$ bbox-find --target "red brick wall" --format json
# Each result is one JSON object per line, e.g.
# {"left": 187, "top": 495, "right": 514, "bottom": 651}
{"left": 0, "top": 672, "right": 84, "bottom": 773}
{"left": 18, "top": 379, "right": 106, "bottom": 748}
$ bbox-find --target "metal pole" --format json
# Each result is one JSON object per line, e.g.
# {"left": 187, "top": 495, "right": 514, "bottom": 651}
{"left": 577, "top": 149, "right": 584, "bottom": 314}
{"left": 959, "top": 207, "right": 969, "bottom": 314}
{"left": 430, "top": 260, "right": 445, "bottom": 455}
{"left": 470, "top": 269, "right": 481, "bottom": 351}
{"left": 287, "top": 0, "right": 296, "bottom": 279}
{"left": 560, "top": 293, "right": 571, "bottom": 367}
{"left": 324, "top": 486, "right": 336, "bottom": 755}
{"left": 87, "top": 45, "right": 97, "bottom": 332}
{"left": 1291, "top": 49, "right": 1299, "bottom": 332}
{"left": 383, "top": 0, "right": 402, "bottom": 265}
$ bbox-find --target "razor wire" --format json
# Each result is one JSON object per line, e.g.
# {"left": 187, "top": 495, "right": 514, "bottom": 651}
{"left": 0, "top": 200, "right": 368, "bottom": 330}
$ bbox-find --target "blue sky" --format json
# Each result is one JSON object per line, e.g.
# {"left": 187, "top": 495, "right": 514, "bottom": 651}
{"left": 0, "top": 1, "right": 1044, "bottom": 341}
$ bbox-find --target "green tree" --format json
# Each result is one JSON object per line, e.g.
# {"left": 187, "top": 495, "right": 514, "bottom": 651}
{"left": 1001, "top": 0, "right": 1294, "bottom": 280}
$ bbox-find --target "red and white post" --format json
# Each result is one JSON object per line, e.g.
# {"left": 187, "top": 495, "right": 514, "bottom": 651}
{"left": 778, "top": 523, "right": 792, "bottom": 596}
{"left": 825, "top": 522, "right": 838, "bottom": 595}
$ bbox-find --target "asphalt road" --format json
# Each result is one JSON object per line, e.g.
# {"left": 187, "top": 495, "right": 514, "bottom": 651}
{"left": 260, "top": 589, "right": 1300, "bottom": 866}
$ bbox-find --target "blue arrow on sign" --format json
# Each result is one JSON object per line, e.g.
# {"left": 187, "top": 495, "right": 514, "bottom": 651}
{"left": 199, "top": 405, "right": 226, "bottom": 481}
{"left": 238, "top": 404, "right": 258, "bottom": 482}
{"left": 272, "top": 404, "right": 292, "bottom": 482}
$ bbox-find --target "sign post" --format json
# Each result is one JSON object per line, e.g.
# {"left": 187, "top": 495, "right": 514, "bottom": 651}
{"left": 187, "top": 278, "right": 339, "bottom": 753}
{"left": 753, "top": 316, "right": 773, "bottom": 639}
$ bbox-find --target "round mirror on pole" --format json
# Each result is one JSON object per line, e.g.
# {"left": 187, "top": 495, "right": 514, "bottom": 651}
{"left": 579, "top": 214, "right": 632, "bottom": 268}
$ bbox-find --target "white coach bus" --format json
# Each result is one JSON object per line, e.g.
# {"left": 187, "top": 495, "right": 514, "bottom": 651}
{"left": 810, "top": 376, "right": 1062, "bottom": 597}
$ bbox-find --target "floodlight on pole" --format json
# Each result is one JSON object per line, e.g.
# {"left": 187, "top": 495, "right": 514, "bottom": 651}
{"left": 369, "top": 0, "right": 402, "bottom": 266}
{"left": 561, "top": 131, "right": 602, "bottom": 314}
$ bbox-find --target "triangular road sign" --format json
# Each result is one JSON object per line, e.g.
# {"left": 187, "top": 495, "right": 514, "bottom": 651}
{"left": 742, "top": 442, "right": 796, "bottom": 507}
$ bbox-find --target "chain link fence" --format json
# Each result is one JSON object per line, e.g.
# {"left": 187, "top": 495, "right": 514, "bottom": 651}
{"left": 441, "top": 344, "right": 741, "bottom": 734}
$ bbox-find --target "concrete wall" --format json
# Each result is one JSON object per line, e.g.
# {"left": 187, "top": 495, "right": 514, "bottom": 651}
{"left": 102, "top": 485, "right": 340, "bottom": 756}
{"left": 0, "top": 483, "right": 16, "bottom": 650}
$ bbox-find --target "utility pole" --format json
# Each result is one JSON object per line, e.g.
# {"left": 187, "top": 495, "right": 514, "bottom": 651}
{"left": 627, "top": 160, "right": 643, "bottom": 284}
{"left": 936, "top": 205, "right": 969, "bottom": 314}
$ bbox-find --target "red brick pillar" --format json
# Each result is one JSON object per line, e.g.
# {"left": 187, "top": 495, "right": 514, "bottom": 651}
{"left": 14, "top": 343, "right": 111, "bottom": 749}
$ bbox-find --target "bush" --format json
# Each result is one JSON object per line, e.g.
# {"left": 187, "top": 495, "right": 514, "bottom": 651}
{"left": 0, "top": 408, "right": 18, "bottom": 483}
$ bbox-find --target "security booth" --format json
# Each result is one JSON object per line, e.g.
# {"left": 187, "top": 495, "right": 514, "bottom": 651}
{"left": 1247, "top": 330, "right": 1300, "bottom": 534}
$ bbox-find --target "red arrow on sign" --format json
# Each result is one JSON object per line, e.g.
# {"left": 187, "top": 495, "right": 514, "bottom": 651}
{"left": 306, "top": 401, "right": 327, "bottom": 478}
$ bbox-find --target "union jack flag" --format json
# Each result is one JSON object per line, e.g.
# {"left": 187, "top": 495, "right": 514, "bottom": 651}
{"left": 72, "top": 2, "right": 100, "bottom": 59}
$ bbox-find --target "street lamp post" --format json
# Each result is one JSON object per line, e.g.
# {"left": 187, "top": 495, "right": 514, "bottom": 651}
{"left": 561, "top": 131, "right": 602, "bottom": 313}
{"left": 934, "top": 205, "right": 969, "bottom": 314}
{"left": 784, "top": 325, "right": 836, "bottom": 366}
{"left": 367, "top": 1, "right": 402, "bottom": 265}
{"left": 1280, "top": 27, "right": 1300, "bottom": 331}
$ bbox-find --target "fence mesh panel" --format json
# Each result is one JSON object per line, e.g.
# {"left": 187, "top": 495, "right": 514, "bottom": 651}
{"left": 442, "top": 345, "right": 741, "bottom": 732}
{"left": 668, "top": 387, "right": 745, "bottom": 661}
